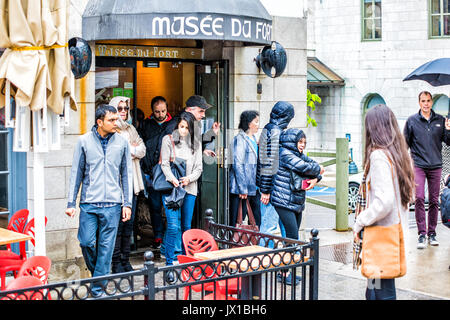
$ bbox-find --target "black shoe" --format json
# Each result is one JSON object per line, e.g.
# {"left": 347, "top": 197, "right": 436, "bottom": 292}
{"left": 166, "top": 270, "right": 177, "bottom": 284}
{"left": 121, "top": 260, "right": 134, "bottom": 272}
{"left": 112, "top": 263, "right": 125, "bottom": 274}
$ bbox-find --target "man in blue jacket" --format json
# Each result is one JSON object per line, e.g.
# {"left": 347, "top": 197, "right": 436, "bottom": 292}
{"left": 404, "top": 91, "right": 450, "bottom": 249}
{"left": 256, "top": 101, "right": 295, "bottom": 241}
{"left": 65, "top": 104, "right": 133, "bottom": 297}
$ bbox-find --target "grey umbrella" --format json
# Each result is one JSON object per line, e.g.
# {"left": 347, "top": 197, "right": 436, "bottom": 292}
{"left": 403, "top": 57, "right": 450, "bottom": 117}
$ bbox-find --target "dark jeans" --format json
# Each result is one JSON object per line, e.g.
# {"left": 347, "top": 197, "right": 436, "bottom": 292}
{"left": 414, "top": 167, "right": 442, "bottom": 236}
{"left": 274, "top": 206, "right": 303, "bottom": 240}
{"left": 112, "top": 195, "right": 136, "bottom": 266}
{"left": 229, "top": 192, "right": 261, "bottom": 227}
{"left": 366, "top": 279, "right": 396, "bottom": 300}
{"left": 146, "top": 185, "right": 164, "bottom": 240}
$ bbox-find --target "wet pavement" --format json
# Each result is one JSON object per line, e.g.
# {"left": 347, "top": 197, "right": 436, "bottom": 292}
{"left": 299, "top": 194, "right": 450, "bottom": 300}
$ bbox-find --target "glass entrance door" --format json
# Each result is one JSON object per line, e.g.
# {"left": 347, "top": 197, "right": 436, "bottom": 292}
{"left": 196, "top": 61, "right": 228, "bottom": 227}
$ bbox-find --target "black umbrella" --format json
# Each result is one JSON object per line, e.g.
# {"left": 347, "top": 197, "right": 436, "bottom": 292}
{"left": 403, "top": 58, "right": 450, "bottom": 117}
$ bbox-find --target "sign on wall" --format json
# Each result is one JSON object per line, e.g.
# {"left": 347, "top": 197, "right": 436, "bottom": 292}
{"left": 95, "top": 44, "right": 204, "bottom": 60}
{"left": 84, "top": 14, "right": 272, "bottom": 45}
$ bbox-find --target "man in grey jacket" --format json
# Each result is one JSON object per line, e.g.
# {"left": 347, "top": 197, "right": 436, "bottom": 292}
{"left": 65, "top": 104, "right": 133, "bottom": 297}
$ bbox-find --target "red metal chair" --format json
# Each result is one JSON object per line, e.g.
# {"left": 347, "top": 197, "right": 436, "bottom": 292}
{"left": 0, "top": 209, "right": 29, "bottom": 260}
{"left": 182, "top": 229, "right": 219, "bottom": 256}
{"left": 17, "top": 256, "right": 51, "bottom": 285}
{"left": 2, "top": 276, "right": 46, "bottom": 300}
{"left": 177, "top": 255, "right": 237, "bottom": 300}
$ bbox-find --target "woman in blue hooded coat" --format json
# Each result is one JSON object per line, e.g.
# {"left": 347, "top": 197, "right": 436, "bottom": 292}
{"left": 271, "top": 128, "right": 324, "bottom": 240}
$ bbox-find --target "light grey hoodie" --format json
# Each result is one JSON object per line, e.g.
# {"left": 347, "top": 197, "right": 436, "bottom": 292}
{"left": 67, "top": 125, "right": 133, "bottom": 208}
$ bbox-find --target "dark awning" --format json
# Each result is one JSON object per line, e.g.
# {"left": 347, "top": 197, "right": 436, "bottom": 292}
{"left": 307, "top": 57, "right": 345, "bottom": 87}
{"left": 82, "top": 0, "right": 272, "bottom": 45}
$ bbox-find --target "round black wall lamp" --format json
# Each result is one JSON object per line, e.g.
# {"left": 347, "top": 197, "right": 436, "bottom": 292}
{"left": 254, "top": 41, "right": 287, "bottom": 78}
{"left": 69, "top": 37, "right": 92, "bottom": 79}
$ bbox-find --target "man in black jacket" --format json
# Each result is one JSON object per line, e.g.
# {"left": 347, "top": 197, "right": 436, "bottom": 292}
{"left": 404, "top": 91, "right": 450, "bottom": 249}
{"left": 141, "top": 96, "right": 173, "bottom": 248}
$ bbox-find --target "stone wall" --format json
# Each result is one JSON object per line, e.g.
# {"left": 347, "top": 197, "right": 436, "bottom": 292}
{"left": 307, "top": 0, "right": 450, "bottom": 167}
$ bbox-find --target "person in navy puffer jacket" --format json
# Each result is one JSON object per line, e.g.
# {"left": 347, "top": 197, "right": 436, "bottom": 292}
{"left": 271, "top": 128, "right": 324, "bottom": 240}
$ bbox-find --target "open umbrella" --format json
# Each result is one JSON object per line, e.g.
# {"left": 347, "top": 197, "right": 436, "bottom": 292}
{"left": 0, "top": 0, "right": 77, "bottom": 256}
{"left": 403, "top": 57, "right": 450, "bottom": 117}
{"left": 403, "top": 57, "right": 450, "bottom": 188}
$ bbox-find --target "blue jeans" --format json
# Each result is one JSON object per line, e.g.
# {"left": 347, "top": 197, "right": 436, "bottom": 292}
{"left": 78, "top": 203, "right": 121, "bottom": 296}
{"left": 366, "top": 279, "right": 396, "bottom": 300}
{"left": 259, "top": 202, "right": 286, "bottom": 244}
{"left": 162, "top": 193, "right": 197, "bottom": 265}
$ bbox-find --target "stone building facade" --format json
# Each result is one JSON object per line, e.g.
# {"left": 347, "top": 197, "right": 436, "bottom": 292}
{"left": 306, "top": 0, "right": 450, "bottom": 168}
{"left": 19, "top": 1, "right": 309, "bottom": 279}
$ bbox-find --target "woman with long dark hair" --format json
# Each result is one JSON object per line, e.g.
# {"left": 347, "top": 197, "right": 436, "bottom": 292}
{"left": 160, "top": 111, "right": 202, "bottom": 267}
{"left": 229, "top": 110, "right": 261, "bottom": 227}
{"left": 353, "top": 104, "right": 415, "bottom": 300}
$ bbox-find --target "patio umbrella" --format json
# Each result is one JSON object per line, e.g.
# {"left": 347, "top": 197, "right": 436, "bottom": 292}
{"left": 0, "top": 0, "right": 77, "bottom": 255}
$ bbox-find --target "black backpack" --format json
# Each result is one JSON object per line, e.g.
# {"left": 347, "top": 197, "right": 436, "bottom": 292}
{"left": 440, "top": 176, "right": 450, "bottom": 229}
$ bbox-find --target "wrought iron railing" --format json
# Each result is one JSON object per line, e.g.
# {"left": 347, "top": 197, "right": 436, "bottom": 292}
{"left": 0, "top": 210, "right": 319, "bottom": 300}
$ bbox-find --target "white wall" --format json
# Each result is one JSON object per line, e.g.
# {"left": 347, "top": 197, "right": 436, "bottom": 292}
{"left": 308, "top": 0, "right": 450, "bottom": 167}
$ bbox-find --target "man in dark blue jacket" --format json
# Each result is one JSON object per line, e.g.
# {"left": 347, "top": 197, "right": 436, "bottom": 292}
{"left": 256, "top": 101, "right": 295, "bottom": 241}
{"left": 404, "top": 91, "right": 450, "bottom": 249}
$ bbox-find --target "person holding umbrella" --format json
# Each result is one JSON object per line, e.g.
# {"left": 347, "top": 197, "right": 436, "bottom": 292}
{"left": 403, "top": 91, "right": 450, "bottom": 249}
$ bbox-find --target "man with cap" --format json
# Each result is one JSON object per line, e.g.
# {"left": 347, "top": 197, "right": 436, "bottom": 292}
{"left": 165, "top": 95, "right": 220, "bottom": 156}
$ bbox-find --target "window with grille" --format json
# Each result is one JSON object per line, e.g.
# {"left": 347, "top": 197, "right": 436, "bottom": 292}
{"left": 362, "top": 0, "right": 382, "bottom": 40}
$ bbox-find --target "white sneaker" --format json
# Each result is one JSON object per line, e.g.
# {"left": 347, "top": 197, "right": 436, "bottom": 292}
{"left": 428, "top": 235, "right": 439, "bottom": 246}
{"left": 417, "top": 235, "right": 427, "bottom": 249}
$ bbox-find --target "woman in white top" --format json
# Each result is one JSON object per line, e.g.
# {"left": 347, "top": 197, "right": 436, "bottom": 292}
{"left": 109, "top": 96, "right": 146, "bottom": 273}
{"left": 353, "top": 104, "right": 415, "bottom": 300}
{"left": 160, "top": 111, "right": 203, "bottom": 266}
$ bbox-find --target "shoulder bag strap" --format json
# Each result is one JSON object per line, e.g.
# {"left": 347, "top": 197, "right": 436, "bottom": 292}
{"left": 237, "top": 199, "right": 244, "bottom": 224}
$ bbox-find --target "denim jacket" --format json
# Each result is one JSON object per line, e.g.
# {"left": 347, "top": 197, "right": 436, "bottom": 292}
{"left": 229, "top": 130, "right": 258, "bottom": 196}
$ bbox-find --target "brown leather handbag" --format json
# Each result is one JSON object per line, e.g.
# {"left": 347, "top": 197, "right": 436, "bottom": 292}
{"left": 233, "top": 199, "right": 259, "bottom": 246}
{"left": 361, "top": 159, "right": 406, "bottom": 279}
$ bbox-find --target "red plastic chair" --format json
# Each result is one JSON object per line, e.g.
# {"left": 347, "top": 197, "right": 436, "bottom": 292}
{"left": 17, "top": 256, "right": 51, "bottom": 285}
{"left": 182, "top": 229, "right": 219, "bottom": 256}
{"left": 182, "top": 229, "right": 240, "bottom": 295}
{"left": 0, "top": 209, "right": 29, "bottom": 260}
{"left": 0, "top": 259, "right": 25, "bottom": 290}
{"left": 177, "top": 255, "right": 237, "bottom": 301}
{"left": 0, "top": 217, "right": 48, "bottom": 290}
{"left": 2, "top": 276, "right": 46, "bottom": 300}
{"left": 23, "top": 217, "right": 48, "bottom": 248}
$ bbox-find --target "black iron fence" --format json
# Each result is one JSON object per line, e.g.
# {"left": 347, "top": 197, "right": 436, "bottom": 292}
{"left": 0, "top": 210, "right": 319, "bottom": 300}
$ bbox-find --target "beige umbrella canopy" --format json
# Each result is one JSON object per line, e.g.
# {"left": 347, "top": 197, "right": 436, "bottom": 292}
{"left": 0, "top": 0, "right": 78, "bottom": 256}
{"left": 0, "top": 0, "right": 77, "bottom": 136}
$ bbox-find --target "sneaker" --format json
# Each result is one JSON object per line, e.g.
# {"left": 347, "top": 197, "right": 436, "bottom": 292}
{"left": 428, "top": 234, "right": 439, "bottom": 246}
{"left": 417, "top": 234, "right": 427, "bottom": 249}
